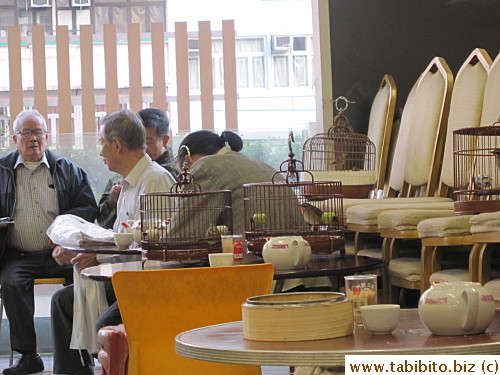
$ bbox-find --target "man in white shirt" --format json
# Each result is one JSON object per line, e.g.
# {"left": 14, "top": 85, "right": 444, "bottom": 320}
{"left": 51, "top": 109, "right": 175, "bottom": 375}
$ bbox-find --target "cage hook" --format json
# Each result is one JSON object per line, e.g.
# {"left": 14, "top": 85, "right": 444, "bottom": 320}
{"left": 288, "top": 131, "right": 295, "bottom": 155}
{"left": 333, "top": 96, "right": 355, "bottom": 115}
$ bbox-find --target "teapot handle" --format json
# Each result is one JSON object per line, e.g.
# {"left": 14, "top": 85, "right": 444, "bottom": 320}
{"left": 293, "top": 239, "right": 306, "bottom": 268}
{"left": 462, "top": 288, "right": 479, "bottom": 332}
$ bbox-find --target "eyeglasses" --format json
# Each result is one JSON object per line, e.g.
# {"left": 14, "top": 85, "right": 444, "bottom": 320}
{"left": 16, "top": 129, "right": 46, "bottom": 138}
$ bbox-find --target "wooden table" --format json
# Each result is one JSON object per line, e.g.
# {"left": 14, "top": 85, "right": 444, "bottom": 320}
{"left": 81, "top": 253, "right": 383, "bottom": 292}
{"left": 175, "top": 309, "right": 500, "bottom": 367}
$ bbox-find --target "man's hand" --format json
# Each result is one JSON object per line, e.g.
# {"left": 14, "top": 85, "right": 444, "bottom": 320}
{"left": 70, "top": 253, "right": 99, "bottom": 271}
{"left": 109, "top": 180, "right": 122, "bottom": 207}
{"left": 52, "top": 245, "right": 76, "bottom": 265}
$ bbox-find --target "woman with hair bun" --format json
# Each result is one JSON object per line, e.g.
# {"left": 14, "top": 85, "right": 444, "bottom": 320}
{"left": 176, "top": 130, "right": 278, "bottom": 237}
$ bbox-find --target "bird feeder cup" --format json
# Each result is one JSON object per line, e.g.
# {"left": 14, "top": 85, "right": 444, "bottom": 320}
{"left": 453, "top": 122, "right": 500, "bottom": 215}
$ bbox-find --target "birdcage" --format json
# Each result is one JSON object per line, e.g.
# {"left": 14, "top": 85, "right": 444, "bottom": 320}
{"left": 139, "top": 167, "right": 232, "bottom": 261}
{"left": 244, "top": 133, "right": 345, "bottom": 257}
{"left": 302, "top": 97, "right": 376, "bottom": 198}
{"left": 453, "top": 121, "right": 500, "bottom": 215}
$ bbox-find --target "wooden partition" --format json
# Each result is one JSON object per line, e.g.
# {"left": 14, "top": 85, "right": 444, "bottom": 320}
{"left": 3, "top": 21, "right": 238, "bottom": 134}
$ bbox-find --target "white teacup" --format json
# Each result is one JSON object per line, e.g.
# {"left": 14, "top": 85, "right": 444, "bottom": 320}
{"left": 360, "top": 304, "right": 400, "bottom": 334}
{"left": 209, "top": 253, "right": 234, "bottom": 267}
{"left": 114, "top": 233, "right": 133, "bottom": 249}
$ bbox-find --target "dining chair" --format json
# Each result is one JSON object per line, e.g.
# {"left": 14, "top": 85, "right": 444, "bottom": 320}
{"left": 0, "top": 277, "right": 69, "bottom": 366}
{"left": 347, "top": 57, "right": 455, "bottom": 255}
{"left": 112, "top": 263, "right": 274, "bottom": 375}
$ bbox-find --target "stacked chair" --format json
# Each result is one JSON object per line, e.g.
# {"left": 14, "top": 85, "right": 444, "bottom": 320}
{"left": 377, "top": 49, "right": 493, "bottom": 302}
{"left": 416, "top": 51, "right": 500, "bottom": 303}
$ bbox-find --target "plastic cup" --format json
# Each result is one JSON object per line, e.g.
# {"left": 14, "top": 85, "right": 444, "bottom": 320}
{"left": 344, "top": 274, "right": 378, "bottom": 325}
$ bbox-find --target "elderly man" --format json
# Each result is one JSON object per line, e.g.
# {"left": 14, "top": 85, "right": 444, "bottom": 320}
{"left": 0, "top": 110, "right": 97, "bottom": 375}
{"left": 97, "top": 107, "right": 179, "bottom": 228}
{"left": 51, "top": 109, "right": 175, "bottom": 375}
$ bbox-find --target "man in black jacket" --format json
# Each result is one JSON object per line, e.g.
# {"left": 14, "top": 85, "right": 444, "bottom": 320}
{"left": 0, "top": 110, "right": 97, "bottom": 375}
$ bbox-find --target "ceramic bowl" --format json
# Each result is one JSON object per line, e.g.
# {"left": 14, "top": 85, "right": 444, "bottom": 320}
{"left": 208, "top": 253, "right": 234, "bottom": 267}
{"left": 360, "top": 304, "right": 400, "bottom": 334}
{"left": 113, "top": 233, "right": 134, "bottom": 249}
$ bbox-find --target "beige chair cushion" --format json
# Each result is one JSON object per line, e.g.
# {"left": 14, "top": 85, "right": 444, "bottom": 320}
{"left": 347, "top": 202, "right": 454, "bottom": 226}
{"left": 378, "top": 209, "right": 455, "bottom": 230}
{"left": 429, "top": 269, "right": 470, "bottom": 284}
{"left": 417, "top": 215, "right": 473, "bottom": 238}
{"left": 357, "top": 248, "right": 383, "bottom": 259}
{"left": 318, "top": 197, "right": 452, "bottom": 217}
{"left": 389, "top": 257, "right": 420, "bottom": 282}
{"left": 484, "top": 279, "right": 500, "bottom": 301}
{"left": 470, "top": 211, "right": 500, "bottom": 233}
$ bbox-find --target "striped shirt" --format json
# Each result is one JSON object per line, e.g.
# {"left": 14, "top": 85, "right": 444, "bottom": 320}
{"left": 6, "top": 154, "right": 59, "bottom": 252}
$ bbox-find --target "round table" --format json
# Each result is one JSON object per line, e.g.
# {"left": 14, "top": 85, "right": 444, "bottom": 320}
{"left": 175, "top": 309, "right": 500, "bottom": 367}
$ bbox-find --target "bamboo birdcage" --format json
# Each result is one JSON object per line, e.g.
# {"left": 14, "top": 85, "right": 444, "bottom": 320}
{"left": 139, "top": 166, "right": 232, "bottom": 261}
{"left": 244, "top": 132, "right": 345, "bottom": 257}
{"left": 302, "top": 97, "right": 376, "bottom": 198}
{"left": 453, "top": 119, "right": 500, "bottom": 215}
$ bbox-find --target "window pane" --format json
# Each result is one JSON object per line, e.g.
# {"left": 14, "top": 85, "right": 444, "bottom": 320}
{"left": 76, "top": 9, "right": 90, "bottom": 28}
{"left": 293, "top": 55, "right": 307, "bottom": 86}
{"left": 212, "top": 39, "right": 223, "bottom": 53}
{"left": 253, "top": 56, "right": 265, "bottom": 88}
{"left": 94, "top": 6, "right": 108, "bottom": 33}
{"left": 237, "top": 57, "right": 249, "bottom": 88}
{"left": 58, "top": 10, "right": 72, "bottom": 27}
{"left": 188, "top": 57, "right": 199, "bottom": 90}
{"left": 236, "top": 38, "right": 263, "bottom": 53}
{"left": 112, "top": 6, "right": 127, "bottom": 33}
{"left": 56, "top": 0, "right": 69, "bottom": 7}
{"left": 36, "top": 9, "right": 52, "bottom": 34}
{"left": 0, "top": 9, "right": 15, "bottom": 32}
{"left": 131, "top": 5, "right": 145, "bottom": 32}
{"left": 273, "top": 55, "right": 288, "bottom": 87}
{"left": 148, "top": 4, "right": 163, "bottom": 24}
{"left": 293, "top": 36, "right": 306, "bottom": 51}
{"left": 0, "top": 0, "right": 16, "bottom": 5}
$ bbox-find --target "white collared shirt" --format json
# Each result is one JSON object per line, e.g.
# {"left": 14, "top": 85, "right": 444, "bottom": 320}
{"left": 113, "top": 154, "right": 176, "bottom": 232}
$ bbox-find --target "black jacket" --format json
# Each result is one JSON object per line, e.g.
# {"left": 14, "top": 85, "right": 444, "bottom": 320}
{"left": 0, "top": 149, "right": 98, "bottom": 260}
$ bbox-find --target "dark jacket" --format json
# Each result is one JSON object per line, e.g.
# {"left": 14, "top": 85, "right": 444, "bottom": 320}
{"left": 0, "top": 149, "right": 98, "bottom": 260}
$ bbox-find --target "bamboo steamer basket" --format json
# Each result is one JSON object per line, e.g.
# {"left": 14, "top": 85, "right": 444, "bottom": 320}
{"left": 242, "top": 292, "right": 353, "bottom": 341}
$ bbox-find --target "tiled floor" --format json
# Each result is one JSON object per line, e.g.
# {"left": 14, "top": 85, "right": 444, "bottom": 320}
{"left": 0, "top": 354, "right": 291, "bottom": 375}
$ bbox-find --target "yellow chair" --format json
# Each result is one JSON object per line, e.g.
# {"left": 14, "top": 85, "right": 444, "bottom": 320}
{"left": 112, "top": 264, "right": 274, "bottom": 375}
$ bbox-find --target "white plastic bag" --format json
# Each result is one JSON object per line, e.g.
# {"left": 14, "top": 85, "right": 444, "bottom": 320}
{"left": 46, "top": 214, "right": 114, "bottom": 247}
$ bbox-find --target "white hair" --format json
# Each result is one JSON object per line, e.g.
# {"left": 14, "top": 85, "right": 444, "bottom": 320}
{"left": 13, "top": 110, "right": 48, "bottom": 133}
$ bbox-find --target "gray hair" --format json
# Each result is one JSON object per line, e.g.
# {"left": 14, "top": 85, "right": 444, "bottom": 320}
{"left": 13, "top": 110, "right": 48, "bottom": 133}
{"left": 99, "top": 109, "right": 146, "bottom": 151}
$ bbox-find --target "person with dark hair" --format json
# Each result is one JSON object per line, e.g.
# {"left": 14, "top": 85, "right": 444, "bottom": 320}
{"left": 176, "top": 130, "right": 275, "bottom": 236}
{"left": 51, "top": 109, "right": 176, "bottom": 375}
{"left": 97, "top": 108, "right": 179, "bottom": 229}
{"left": 0, "top": 110, "right": 97, "bottom": 375}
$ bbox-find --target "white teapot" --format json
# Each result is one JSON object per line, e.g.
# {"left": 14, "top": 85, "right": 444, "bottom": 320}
{"left": 262, "top": 236, "right": 311, "bottom": 270}
{"left": 418, "top": 281, "right": 496, "bottom": 336}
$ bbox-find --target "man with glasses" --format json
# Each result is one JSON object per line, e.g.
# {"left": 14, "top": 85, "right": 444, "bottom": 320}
{"left": 0, "top": 110, "right": 97, "bottom": 375}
